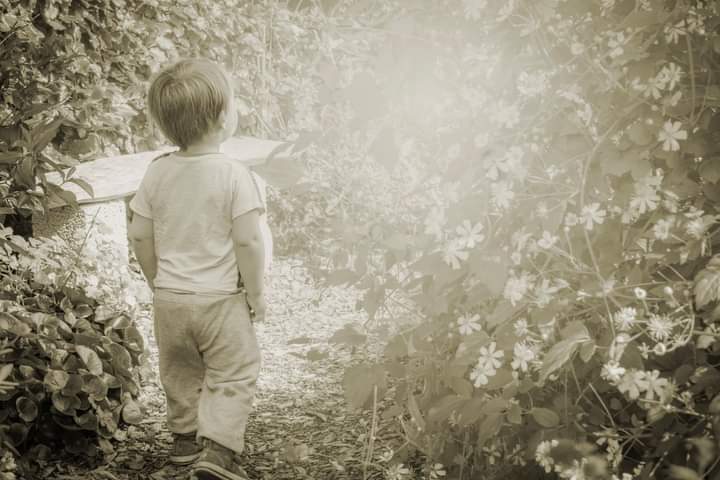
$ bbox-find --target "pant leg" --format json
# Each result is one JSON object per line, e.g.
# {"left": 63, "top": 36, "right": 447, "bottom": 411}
{"left": 153, "top": 294, "right": 205, "bottom": 434}
{"left": 192, "top": 293, "right": 261, "bottom": 453}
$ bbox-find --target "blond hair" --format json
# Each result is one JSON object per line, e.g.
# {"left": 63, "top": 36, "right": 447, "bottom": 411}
{"left": 147, "top": 59, "right": 232, "bottom": 149}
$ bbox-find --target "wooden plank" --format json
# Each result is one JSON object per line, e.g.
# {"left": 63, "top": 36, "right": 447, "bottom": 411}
{"left": 47, "top": 136, "right": 293, "bottom": 207}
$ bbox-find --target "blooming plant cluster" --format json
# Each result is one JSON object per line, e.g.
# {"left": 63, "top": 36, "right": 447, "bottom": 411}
{"left": 283, "top": 0, "right": 720, "bottom": 478}
{"left": 0, "top": 225, "right": 144, "bottom": 475}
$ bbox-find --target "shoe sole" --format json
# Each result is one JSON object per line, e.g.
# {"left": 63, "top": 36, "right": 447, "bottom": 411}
{"left": 192, "top": 461, "right": 249, "bottom": 480}
{"left": 169, "top": 451, "right": 202, "bottom": 466}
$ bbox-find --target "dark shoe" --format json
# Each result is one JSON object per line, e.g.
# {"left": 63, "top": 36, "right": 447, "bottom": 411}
{"left": 169, "top": 432, "right": 202, "bottom": 465}
{"left": 192, "top": 440, "right": 249, "bottom": 480}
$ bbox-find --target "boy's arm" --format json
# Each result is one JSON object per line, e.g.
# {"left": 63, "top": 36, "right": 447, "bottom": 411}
{"left": 232, "top": 209, "right": 266, "bottom": 319}
{"left": 128, "top": 213, "right": 157, "bottom": 290}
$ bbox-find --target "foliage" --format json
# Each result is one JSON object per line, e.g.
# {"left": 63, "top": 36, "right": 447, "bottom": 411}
{"left": 6, "top": 0, "right": 720, "bottom": 478}
{"left": 279, "top": 0, "right": 720, "bottom": 478}
{"left": 0, "top": 0, "right": 326, "bottom": 225}
{"left": 0, "top": 0, "right": 136, "bottom": 220}
{"left": 0, "top": 223, "right": 143, "bottom": 475}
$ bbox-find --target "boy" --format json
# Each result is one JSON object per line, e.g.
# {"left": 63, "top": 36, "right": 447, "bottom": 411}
{"left": 128, "top": 58, "right": 265, "bottom": 480}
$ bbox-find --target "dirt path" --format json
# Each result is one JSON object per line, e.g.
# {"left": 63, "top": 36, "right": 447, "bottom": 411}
{"left": 60, "top": 257, "right": 397, "bottom": 480}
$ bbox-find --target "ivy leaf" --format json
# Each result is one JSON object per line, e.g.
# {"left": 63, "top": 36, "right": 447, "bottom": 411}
{"left": 62, "top": 374, "right": 83, "bottom": 396}
{"left": 107, "top": 343, "right": 132, "bottom": 376}
{"left": 44, "top": 369, "right": 70, "bottom": 392}
{"left": 16, "top": 397, "right": 38, "bottom": 422}
{"left": 121, "top": 397, "right": 144, "bottom": 425}
{"left": 0, "top": 364, "right": 13, "bottom": 383}
{"left": 51, "top": 392, "right": 76, "bottom": 414}
{"left": 81, "top": 374, "right": 108, "bottom": 401}
{"left": 531, "top": 407, "right": 560, "bottom": 427}
{"left": 75, "top": 345, "right": 103, "bottom": 375}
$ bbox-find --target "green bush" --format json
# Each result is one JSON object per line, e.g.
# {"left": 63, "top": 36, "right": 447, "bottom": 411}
{"left": 0, "top": 224, "right": 144, "bottom": 474}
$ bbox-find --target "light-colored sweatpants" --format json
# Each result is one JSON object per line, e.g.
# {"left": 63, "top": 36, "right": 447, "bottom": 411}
{"left": 153, "top": 290, "right": 261, "bottom": 453}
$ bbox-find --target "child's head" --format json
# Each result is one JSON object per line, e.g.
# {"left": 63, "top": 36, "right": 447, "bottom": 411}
{"left": 148, "top": 59, "right": 237, "bottom": 150}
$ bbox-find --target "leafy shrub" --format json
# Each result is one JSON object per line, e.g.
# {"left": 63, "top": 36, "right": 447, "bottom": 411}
{"left": 281, "top": 1, "right": 720, "bottom": 478}
{"left": 0, "top": 224, "right": 144, "bottom": 473}
{"left": 0, "top": 0, "right": 325, "bottom": 230}
{"left": 0, "top": 0, "right": 145, "bottom": 224}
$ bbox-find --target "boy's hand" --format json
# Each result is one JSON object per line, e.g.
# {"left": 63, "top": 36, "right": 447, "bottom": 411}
{"left": 246, "top": 292, "right": 266, "bottom": 323}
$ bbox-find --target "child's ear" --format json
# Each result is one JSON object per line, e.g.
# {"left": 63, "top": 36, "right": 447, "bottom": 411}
{"left": 221, "top": 104, "right": 239, "bottom": 137}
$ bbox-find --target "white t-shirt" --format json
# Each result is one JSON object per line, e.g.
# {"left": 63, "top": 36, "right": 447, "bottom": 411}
{"left": 129, "top": 152, "right": 265, "bottom": 294}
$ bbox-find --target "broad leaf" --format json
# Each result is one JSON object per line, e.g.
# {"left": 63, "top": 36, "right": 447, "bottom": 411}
{"left": 75, "top": 345, "right": 103, "bottom": 375}
{"left": 0, "top": 364, "right": 13, "bottom": 382}
{"left": 539, "top": 338, "right": 584, "bottom": 384}
{"left": 121, "top": 397, "right": 144, "bottom": 425}
{"left": 531, "top": 407, "right": 560, "bottom": 427}
{"left": 16, "top": 397, "right": 38, "bottom": 422}
{"left": 82, "top": 375, "right": 108, "bottom": 401}
{"left": 44, "top": 370, "right": 70, "bottom": 392}
{"left": 75, "top": 411, "right": 99, "bottom": 431}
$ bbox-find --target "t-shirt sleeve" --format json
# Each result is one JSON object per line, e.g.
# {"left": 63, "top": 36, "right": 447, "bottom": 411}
{"left": 129, "top": 175, "right": 153, "bottom": 219}
{"left": 231, "top": 166, "right": 265, "bottom": 219}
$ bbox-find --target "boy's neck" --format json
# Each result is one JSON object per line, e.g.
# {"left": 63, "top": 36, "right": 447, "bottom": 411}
{"left": 178, "top": 139, "right": 222, "bottom": 156}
